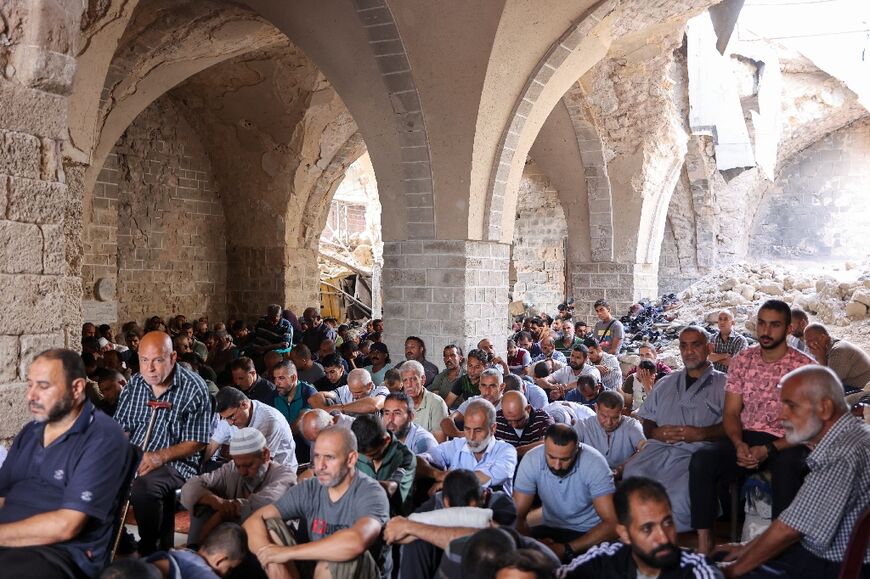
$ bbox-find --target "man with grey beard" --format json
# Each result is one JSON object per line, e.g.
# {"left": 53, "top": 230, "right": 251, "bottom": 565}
{"left": 181, "top": 428, "right": 296, "bottom": 547}
{"left": 717, "top": 366, "right": 870, "bottom": 578}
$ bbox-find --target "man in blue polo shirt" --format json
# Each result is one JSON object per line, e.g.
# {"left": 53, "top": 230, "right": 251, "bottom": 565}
{"left": 513, "top": 424, "right": 618, "bottom": 563}
{"left": 0, "top": 348, "right": 130, "bottom": 578}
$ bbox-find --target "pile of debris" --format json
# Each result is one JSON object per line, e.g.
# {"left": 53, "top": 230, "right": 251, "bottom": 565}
{"left": 619, "top": 260, "right": 870, "bottom": 370}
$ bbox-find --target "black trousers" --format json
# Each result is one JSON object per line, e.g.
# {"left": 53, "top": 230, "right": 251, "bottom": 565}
{"left": 130, "top": 464, "right": 185, "bottom": 554}
{"left": 399, "top": 539, "right": 443, "bottom": 579}
{"left": 742, "top": 543, "right": 869, "bottom": 578}
{"left": 0, "top": 545, "right": 88, "bottom": 579}
{"left": 689, "top": 431, "right": 808, "bottom": 530}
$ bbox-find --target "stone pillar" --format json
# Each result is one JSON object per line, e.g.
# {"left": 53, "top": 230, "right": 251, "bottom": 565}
{"left": 571, "top": 262, "right": 658, "bottom": 321}
{"left": 381, "top": 240, "right": 510, "bottom": 363}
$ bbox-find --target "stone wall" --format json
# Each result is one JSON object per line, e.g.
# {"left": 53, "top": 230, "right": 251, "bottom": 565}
{"left": 82, "top": 96, "right": 227, "bottom": 328}
{"left": 749, "top": 117, "right": 870, "bottom": 261}
{"left": 510, "top": 166, "right": 567, "bottom": 313}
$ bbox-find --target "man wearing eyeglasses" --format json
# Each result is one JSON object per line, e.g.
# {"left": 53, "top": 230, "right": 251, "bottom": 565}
{"left": 205, "top": 387, "right": 298, "bottom": 474}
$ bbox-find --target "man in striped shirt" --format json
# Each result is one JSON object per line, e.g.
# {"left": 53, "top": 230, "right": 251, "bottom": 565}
{"left": 708, "top": 310, "right": 748, "bottom": 374}
{"left": 495, "top": 391, "right": 554, "bottom": 458}
{"left": 115, "top": 331, "right": 213, "bottom": 555}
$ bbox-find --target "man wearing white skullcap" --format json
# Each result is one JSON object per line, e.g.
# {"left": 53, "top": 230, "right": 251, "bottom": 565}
{"left": 181, "top": 427, "right": 297, "bottom": 546}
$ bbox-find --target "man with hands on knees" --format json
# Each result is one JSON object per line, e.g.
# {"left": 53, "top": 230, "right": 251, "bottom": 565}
{"left": 243, "top": 426, "right": 389, "bottom": 579}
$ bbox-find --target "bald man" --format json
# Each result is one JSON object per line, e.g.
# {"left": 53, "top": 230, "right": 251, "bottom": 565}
{"left": 322, "top": 368, "right": 390, "bottom": 415}
{"left": 804, "top": 323, "right": 870, "bottom": 391}
{"left": 495, "top": 391, "right": 554, "bottom": 457}
{"left": 114, "top": 331, "right": 212, "bottom": 554}
{"left": 718, "top": 366, "right": 870, "bottom": 577}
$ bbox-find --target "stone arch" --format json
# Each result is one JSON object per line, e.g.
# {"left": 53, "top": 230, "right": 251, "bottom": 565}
{"left": 562, "top": 83, "right": 614, "bottom": 262}
{"left": 482, "top": 0, "right": 618, "bottom": 243}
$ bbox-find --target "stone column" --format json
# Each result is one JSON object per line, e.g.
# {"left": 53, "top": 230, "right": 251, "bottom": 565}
{"left": 381, "top": 240, "right": 510, "bottom": 363}
{"left": 571, "top": 262, "right": 658, "bottom": 321}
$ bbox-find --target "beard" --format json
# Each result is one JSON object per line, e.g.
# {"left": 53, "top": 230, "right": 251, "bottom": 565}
{"left": 467, "top": 434, "right": 492, "bottom": 454}
{"left": 392, "top": 420, "right": 412, "bottom": 440}
{"left": 758, "top": 333, "right": 786, "bottom": 350}
{"left": 632, "top": 541, "right": 681, "bottom": 569}
{"left": 569, "top": 361, "right": 583, "bottom": 370}
{"left": 242, "top": 463, "right": 269, "bottom": 492}
{"left": 318, "top": 463, "right": 350, "bottom": 488}
{"left": 547, "top": 454, "right": 578, "bottom": 477}
{"left": 31, "top": 390, "right": 74, "bottom": 423}
{"left": 783, "top": 414, "right": 823, "bottom": 444}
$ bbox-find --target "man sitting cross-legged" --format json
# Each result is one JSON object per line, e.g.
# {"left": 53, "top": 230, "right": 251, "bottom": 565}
{"left": 351, "top": 414, "right": 416, "bottom": 516}
{"left": 181, "top": 428, "right": 296, "bottom": 547}
{"left": 419, "top": 398, "right": 518, "bottom": 495}
{"left": 385, "top": 469, "right": 518, "bottom": 579}
{"left": 513, "top": 424, "right": 617, "bottom": 563}
{"left": 575, "top": 391, "right": 645, "bottom": 479}
{"left": 557, "top": 477, "right": 722, "bottom": 578}
{"left": 495, "top": 390, "right": 554, "bottom": 458}
{"left": 244, "top": 426, "right": 389, "bottom": 579}
{"left": 0, "top": 349, "right": 130, "bottom": 579}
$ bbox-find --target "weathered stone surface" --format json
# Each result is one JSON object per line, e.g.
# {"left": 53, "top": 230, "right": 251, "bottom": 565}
{"left": 6, "top": 177, "right": 67, "bottom": 223}
{"left": 0, "top": 336, "right": 20, "bottom": 383}
{"left": 0, "top": 219, "right": 43, "bottom": 273}
{"left": 0, "top": 274, "right": 64, "bottom": 334}
{"left": 845, "top": 301, "right": 868, "bottom": 319}
{"left": 851, "top": 288, "right": 870, "bottom": 308}
{"left": 0, "top": 383, "right": 29, "bottom": 443}
{"left": 0, "top": 131, "right": 42, "bottom": 179}
{"left": 40, "top": 223, "right": 65, "bottom": 275}
{"left": 755, "top": 282, "right": 783, "bottom": 296}
{"left": 18, "top": 333, "right": 64, "bottom": 380}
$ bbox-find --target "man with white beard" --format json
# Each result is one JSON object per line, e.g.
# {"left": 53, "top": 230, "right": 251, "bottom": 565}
{"left": 716, "top": 366, "right": 870, "bottom": 578}
{"left": 181, "top": 428, "right": 297, "bottom": 546}
{"left": 417, "top": 398, "right": 518, "bottom": 495}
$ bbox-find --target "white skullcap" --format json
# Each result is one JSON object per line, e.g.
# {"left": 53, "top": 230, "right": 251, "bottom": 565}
{"left": 229, "top": 427, "right": 267, "bottom": 456}
{"left": 98, "top": 337, "right": 110, "bottom": 348}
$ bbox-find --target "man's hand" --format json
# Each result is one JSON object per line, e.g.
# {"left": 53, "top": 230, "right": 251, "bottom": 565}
{"left": 137, "top": 451, "right": 165, "bottom": 476}
{"left": 384, "top": 517, "right": 414, "bottom": 545}
{"left": 636, "top": 369, "right": 655, "bottom": 391}
{"left": 428, "top": 481, "right": 444, "bottom": 496}
{"left": 735, "top": 441, "right": 759, "bottom": 469}
{"left": 714, "top": 542, "right": 747, "bottom": 563}
{"left": 540, "top": 538, "right": 566, "bottom": 560}
{"left": 257, "top": 544, "right": 294, "bottom": 566}
{"left": 379, "top": 480, "right": 399, "bottom": 497}
{"left": 596, "top": 364, "right": 610, "bottom": 375}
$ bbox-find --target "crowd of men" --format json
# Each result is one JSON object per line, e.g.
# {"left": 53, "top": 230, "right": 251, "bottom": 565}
{"left": 0, "top": 298, "right": 869, "bottom": 579}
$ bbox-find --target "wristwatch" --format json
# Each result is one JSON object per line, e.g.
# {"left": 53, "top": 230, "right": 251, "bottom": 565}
{"left": 764, "top": 441, "right": 778, "bottom": 457}
{"left": 562, "top": 543, "right": 577, "bottom": 563}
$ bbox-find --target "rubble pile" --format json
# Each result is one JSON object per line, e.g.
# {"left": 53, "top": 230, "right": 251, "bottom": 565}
{"left": 620, "top": 260, "right": 870, "bottom": 370}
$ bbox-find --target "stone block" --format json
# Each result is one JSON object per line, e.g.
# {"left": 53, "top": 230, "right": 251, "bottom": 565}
{"left": 0, "top": 131, "right": 42, "bottom": 179}
{"left": 7, "top": 177, "right": 67, "bottom": 224}
{"left": 18, "top": 333, "right": 64, "bottom": 380}
{"left": 0, "top": 274, "right": 64, "bottom": 334}
{"left": 0, "top": 220, "right": 43, "bottom": 273}
{"left": 0, "top": 336, "right": 20, "bottom": 383}
{"left": 851, "top": 288, "right": 870, "bottom": 307}
{"left": 0, "top": 83, "right": 66, "bottom": 139}
{"left": 845, "top": 301, "right": 868, "bottom": 319}
{"left": 0, "top": 382, "right": 28, "bottom": 442}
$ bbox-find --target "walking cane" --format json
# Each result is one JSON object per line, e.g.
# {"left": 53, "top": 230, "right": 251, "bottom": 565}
{"left": 111, "top": 400, "right": 173, "bottom": 560}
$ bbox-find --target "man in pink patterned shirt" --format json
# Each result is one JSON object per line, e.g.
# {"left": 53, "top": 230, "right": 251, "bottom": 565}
{"left": 689, "top": 300, "right": 815, "bottom": 554}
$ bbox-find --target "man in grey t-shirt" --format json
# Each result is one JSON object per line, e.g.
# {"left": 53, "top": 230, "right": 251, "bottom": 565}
{"left": 243, "top": 426, "right": 389, "bottom": 578}
{"left": 593, "top": 299, "right": 625, "bottom": 355}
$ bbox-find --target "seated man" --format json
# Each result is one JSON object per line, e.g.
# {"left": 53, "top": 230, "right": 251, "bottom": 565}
{"left": 708, "top": 310, "right": 748, "bottom": 374}
{"left": 513, "top": 424, "right": 617, "bottom": 563}
{"left": 94, "top": 367, "right": 126, "bottom": 416}
{"left": 313, "top": 353, "right": 348, "bottom": 392}
{"left": 299, "top": 408, "right": 354, "bottom": 447}
{"left": 565, "top": 374, "right": 603, "bottom": 406}
{"left": 584, "top": 338, "right": 623, "bottom": 392}
{"left": 351, "top": 415, "right": 416, "bottom": 515}
{"left": 537, "top": 345, "right": 601, "bottom": 401}
{"left": 145, "top": 523, "right": 248, "bottom": 579}
{"left": 575, "top": 391, "right": 645, "bottom": 478}
{"left": 558, "top": 477, "right": 722, "bottom": 578}
{"left": 507, "top": 339, "right": 532, "bottom": 375}
{"left": 288, "top": 344, "right": 325, "bottom": 385}
{"left": 804, "top": 323, "right": 870, "bottom": 390}
{"left": 400, "top": 360, "right": 448, "bottom": 434}
{"left": 382, "top": 392, "right": 439, "bottom": 455}
{"left": 621, "top": 359, "right": 658, "bottom": 413}
{"left": 208, "top": 387, "right": 298, "bottom": 473}
{"left": 718, "top": 366, "right": 870, "bottom": 578}
{"left": 385, "top": 469, "right": 518, "bottom": 579}
{"left": 230, "top": 357, "right": 277, "bottom": 407}
{"left": 252, "top": 304, "right": 293, "bottom": 355}
{"left": 543, "top": 400, "right": 596, "bottom": 428}
{"left": 322, "top": 368, "right": 389, "bottom": 415}
{"left": 504, "top": 373, "right": 548, "bottom": 410}
{"left": 181, "top": 428, "right": 296, "bottom": 546}
{"left": 444, "top": 348, "right": 489, "bottom": 409}
{"left": 0, "top": 349, "right": 130, "bottom": 579}
{"left": 383, "top": 368, "right": 402, "bottom": 394}
{"left": 397, "top": 336, "right": 440, "bottom": 388}
{"left": 495, "top": 391, "right": 554, "bottom": 458}
{"left": 115, "top": 331, "right": 212, "bottom": 555}
{"left": 419, "top": 399, "right": 518, "bottom": 494}
{"left": 691, "top": 302, "right": 813, "bottom": 553}
{"left": 554, "top": 322, "right": 582, "bottom": 357}
{"left": 530, "top": 337, "right": 567, "bottom": 369}
{"left": 244, "top": 426, "right": 389, "bottom": 579}
{"left": 622, "top": 326, "right": 726, "bottom": 535}
{"left": 272, "top": 360, "right": 319, "bottom": 430}
{"left": 441, "top": 368, "right": 505, "bottom": 439}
